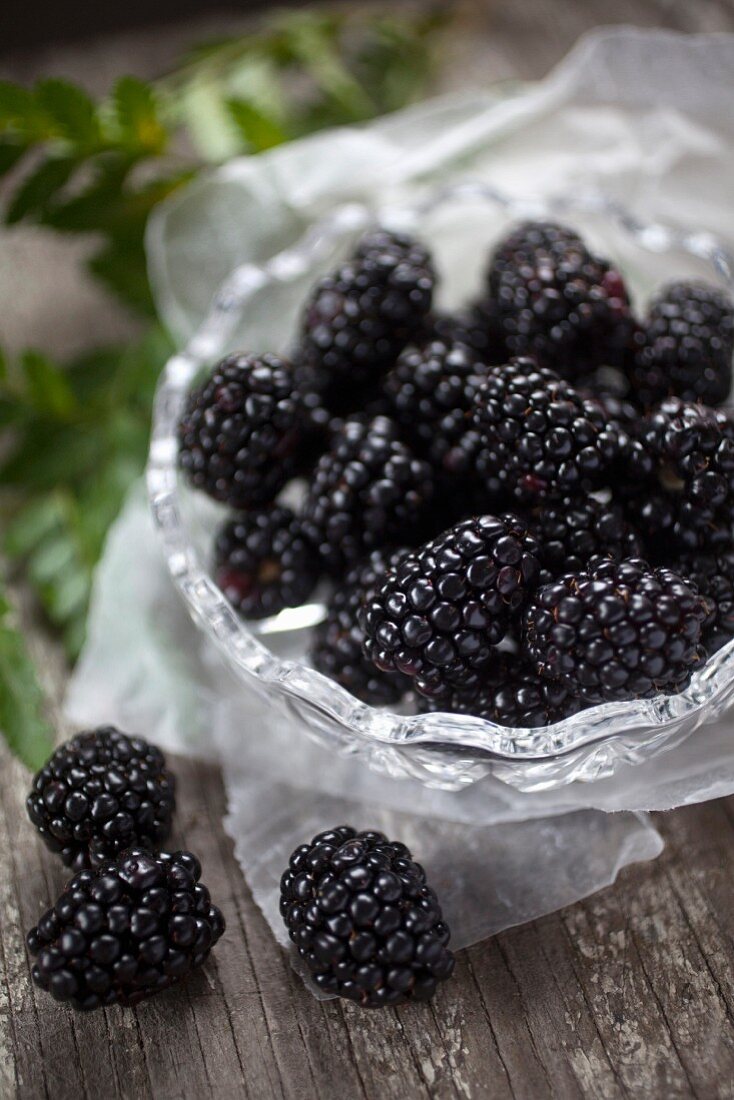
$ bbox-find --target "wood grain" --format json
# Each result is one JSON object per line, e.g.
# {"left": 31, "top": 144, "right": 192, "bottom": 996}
{"left": 4, "top": 2, "right": 734, "bottom": 1097}
{"left": 5, "top": 736, "right": 734, "bottom": 1100}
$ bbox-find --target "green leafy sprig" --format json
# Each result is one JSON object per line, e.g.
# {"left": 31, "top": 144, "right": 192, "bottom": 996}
{"left": 0, "top": 5, "right": 445, "bottom": 763}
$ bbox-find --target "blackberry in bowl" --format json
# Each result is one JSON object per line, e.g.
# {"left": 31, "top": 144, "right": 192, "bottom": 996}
{"left": 149, "top": 185, "right": 734, "bottom": 793}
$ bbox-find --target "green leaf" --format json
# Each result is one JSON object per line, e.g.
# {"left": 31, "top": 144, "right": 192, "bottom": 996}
{"left": 0, "top": 81, "right": 36, "bottom": 127}
{"left": 5, "top": 155, "right": 77, "bottom": 223}
{"left": 35, "top": 78, "right": 100, "bottom": 148}
{"left": 20, "top": 350, "right": 77, "bottom": 418}
{"left": 226, "top": 97, "right": 289, "bottom": 151}
{"left": 4, "top": 496, "right": 64, "bottom": 559}
{"left": 112, "top": 76, "right": 167, "bottom": 154}
{"left": 0, "top": 585, "right": 54, "bottom": 771}
{"left": 0, "top": 139, "right": 26, "bottom": 177}
{"left": 88, "top": 236, "right": 155, "bottom": 315}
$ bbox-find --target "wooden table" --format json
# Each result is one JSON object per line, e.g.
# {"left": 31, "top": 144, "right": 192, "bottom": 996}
{"left": 3, "top": 3, "right": 734, "bottom": 1097}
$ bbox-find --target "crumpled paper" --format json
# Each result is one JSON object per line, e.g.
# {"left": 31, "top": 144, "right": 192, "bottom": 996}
{"left": 66, "top": 28, "right": 734, "bottom": 971}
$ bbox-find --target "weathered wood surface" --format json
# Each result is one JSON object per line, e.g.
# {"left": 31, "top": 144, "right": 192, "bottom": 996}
{"left": 4, "top": 2, "right": 734, "bottom": 1097}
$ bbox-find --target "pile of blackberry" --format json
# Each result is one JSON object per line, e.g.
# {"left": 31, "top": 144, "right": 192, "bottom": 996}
{"left": 25, "top": 728, "right": 225, "bottom": 1011}
{"left": 178, "top": 220, "right": 734, "bottom": 728}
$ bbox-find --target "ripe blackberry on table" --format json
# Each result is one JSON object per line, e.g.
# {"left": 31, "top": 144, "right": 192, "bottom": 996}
{"left": 280, "top": 826, "right": 454, "bottom": 1007}
{"left": 311, "top": 548, "right": 411, "bottom": 705}
{"left": 674, "top": 548, "right": 734, "bottom": 654}
{"left": 524, "top": 557, "right": 709, "bottom": 705}
{"left": 26, "top": 729, "right": 176, "bottom": 871}
{"left": 471, "top": 358, "right": 620, "bottom": 503}
{"left": 178, "top": 352, "right": 304, "bottom": 509}
{"left": 529, "top": 496, "right": 644, "bottom": 579}
{"left": 419, "top": 653, "right": 581, "bottom": 728}
{"left": 630, "top": 281, "right": 734, "bottom": 409}
{"left": 302, "top": 415, "right": 434, "bottom": 575}
{"left": 215, "top": 506, "right": 320, "bottom": 620}
{"left": 299, "top": 228, "right": 435, "bottom": 386}
{"left": 383, "top": 339, "right": 492, "bottom": 477}
{"left": 27, "top": 848, "right": 224, "bottom": 1011}
{"left": 360, "top": 514, "right": 541, "bottom": 701}
{"left": 486, "top": 220, "right": 633, "bottom": 379}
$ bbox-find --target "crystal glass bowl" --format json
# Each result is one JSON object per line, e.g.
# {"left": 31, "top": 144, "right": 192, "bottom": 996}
{"left": 147, "top": 182, "right": 734, "bottom": 793}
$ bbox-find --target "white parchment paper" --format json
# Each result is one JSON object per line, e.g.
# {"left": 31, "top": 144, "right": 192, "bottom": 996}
{"left": 66, "top": 28, "right": 734, "bottom": 969}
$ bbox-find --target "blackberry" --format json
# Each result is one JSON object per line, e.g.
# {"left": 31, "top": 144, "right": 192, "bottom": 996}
{"left": 303, "top": 416, "right": 434, "bottom": 575}
{"left": 631, "top": 281, "right": 734, "bottom": 408}
{"left": 215, "top": 506, "right": 320, "bottom": 620}
{"left": 616, "top": 398, "right": 734, "bottom": 553}
{"left": 419, "top": 654, "right": 581, "bottom": 728}
{"left": 637, "top": 398, "right": 734, "bottom": 513}
{"left": 383, "top": 339, "right": 491, "bottom": 476}
{"left": 311, "top": 549, "right": 410, "bottom": 705}
{"left": 524, "top": 557, "right": 708, "bottom": 704}
{"left": 529, "top": 496, "right": 644, "bottom": 578}
{"left": 432, "top": 300, "right": 507, "bottom": 364}
{"left": 27, "top": 848, "right": 224, "bottom": 1011}
{"left": 360, "top": 514, "right": 541, "bottom": 700}
{"left": 471, "top": 358, "right": 620, "bottom": 503}
{"left": 27, "top": 729, "right": 175, "bottom": 871}
{"left": 178, "top": 353, "right": 303, "bottom": 508}
{"left": 279, "top": 826, "right": 454, "bottom": 1007}
{"left": 487, "top": 220, "right": 633, "bottom": 379}
{"left": 674, "top": 549, "right": 734, "bottom": 654}
{"left": 299, "top": 229, "right": 435, "bottom": 385}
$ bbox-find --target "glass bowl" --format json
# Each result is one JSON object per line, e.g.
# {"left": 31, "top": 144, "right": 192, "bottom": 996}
{"left": 147, "top": 181, "right": 734, "bottom": 793}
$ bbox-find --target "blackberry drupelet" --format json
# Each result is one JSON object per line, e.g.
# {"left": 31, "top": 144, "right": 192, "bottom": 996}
{"left": 302, "top": 415, "right": 434, "bottom": 574}
{"left": 471, "top": 358, "right": 620, "bottom": 503}
{"left": 215, "top": 506, "right": 320, "bottom": 620}
{"left": 178, "top": 353, "right": 303, "bottom": 508}
{"left": 27, "top": 729, "right": 176, "bottom": 871}
{"left": 487, "top": 220, "right": 633, "bottom": 379}
{"left": 279, "top": 826, "right": 454, "bottom": 1007}
{"left": 419, "top": 654, "right": 581, "bottom": 728}
{"left": 27, "top": 848, "right": 224, "bottom": 1011}
{"left": 529, "top": 496, "right": 644, "bottom": 578}
{"left": 631, "top": 281, "right": 734, "bottom": 409}
{"left": 383, "top": 339, "right": 491, "bottom": 476}
{"left": 311, "top": 549, "right": 411, "bottom": 705}
{"left": 675, "top": 548, "right": 734, "bottom": 654}
{"left": 299, "top": 228, "right": 435, "bottom": 385}
{"left": 360, "top": 514, "right": 541, "bottom": 701}
{"left": 524, "top": 557, "right": 708, "bottom": 704}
